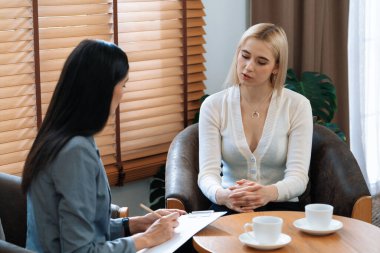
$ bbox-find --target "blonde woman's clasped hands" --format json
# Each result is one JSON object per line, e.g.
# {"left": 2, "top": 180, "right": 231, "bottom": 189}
{"left": 216, "top": 179, "right": 279, "bottom": 213}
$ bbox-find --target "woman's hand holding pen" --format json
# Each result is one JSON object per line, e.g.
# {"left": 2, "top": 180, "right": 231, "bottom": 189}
{"left": 130, "top": 206, "right": 186, "bottom": 250}
{"left": 131, "top": 208, "right": 186, "bottom": 233}
{"left": 132, "top": 212, "right": 180, "bottom": 250}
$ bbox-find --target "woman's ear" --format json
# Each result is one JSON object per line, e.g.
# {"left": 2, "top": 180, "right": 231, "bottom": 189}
{"left": 272, "top": 64, "right": 279, "bottom": 75}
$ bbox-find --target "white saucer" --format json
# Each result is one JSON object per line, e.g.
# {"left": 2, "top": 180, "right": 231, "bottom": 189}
{"left": 239, "top": 232, "right": 291, "bottom": 250}
{"left": 293, "top": 218, "right": 343, "bottom": 235}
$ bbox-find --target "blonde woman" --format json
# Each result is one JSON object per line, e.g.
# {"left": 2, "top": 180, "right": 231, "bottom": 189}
{"left": 198, "top": 23, "right": 313, "bottom": 214}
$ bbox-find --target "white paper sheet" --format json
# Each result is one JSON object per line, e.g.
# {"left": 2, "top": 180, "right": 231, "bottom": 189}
{"left": 137, "top": 211, "right": 226, "bottom": 253}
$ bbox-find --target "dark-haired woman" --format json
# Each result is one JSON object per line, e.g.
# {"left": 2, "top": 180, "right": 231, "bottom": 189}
{"left": 22, "top": 39, "right": 184, "bottom": 253}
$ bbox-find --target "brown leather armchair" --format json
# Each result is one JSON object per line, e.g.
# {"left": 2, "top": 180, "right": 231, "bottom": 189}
{"left": 165, "top": 123, "right": 372, "bottom": 223}
{"left": 0, "top": 173, "right": 129, "bottom": 252}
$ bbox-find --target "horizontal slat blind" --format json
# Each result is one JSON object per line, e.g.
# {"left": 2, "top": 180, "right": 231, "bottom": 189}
{"left": 186, "top": 0, "right": 205, "bottom": 124}
{"left": 38, "top": 0, "right": 117, "bottom": 175}
{"left": 0, "top": 0, "right": 206, "bottom": 185}
{"left": 0, "top": 0, "right": 36, "bottom": 176}
{"left": 117, "top": 0, "right": 184, "bottom": 181}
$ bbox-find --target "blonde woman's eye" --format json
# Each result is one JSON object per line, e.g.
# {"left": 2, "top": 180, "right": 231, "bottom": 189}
{"left": 242, "top": 54, "right": 249, "bottom": 59}
{"left": 258, "top": 60, "right": 268, "bottom": 65}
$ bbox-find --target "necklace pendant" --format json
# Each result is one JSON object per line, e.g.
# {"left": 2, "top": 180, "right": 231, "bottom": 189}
{"left": 251, "top": 111, "right": 260, "bottom": 118}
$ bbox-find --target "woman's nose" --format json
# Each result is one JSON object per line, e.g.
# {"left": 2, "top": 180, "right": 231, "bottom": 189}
{"left": 245, "top": 61, "right": 254, "bottom": 72}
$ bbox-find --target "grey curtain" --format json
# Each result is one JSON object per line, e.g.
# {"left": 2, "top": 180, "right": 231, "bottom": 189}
{"left": 251, "top": 0, "right": 349, "bottom": 140}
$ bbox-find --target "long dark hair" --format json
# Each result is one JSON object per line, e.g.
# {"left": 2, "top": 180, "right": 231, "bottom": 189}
{"left": 22, "top": 39, "right": 129, "bottom": 193}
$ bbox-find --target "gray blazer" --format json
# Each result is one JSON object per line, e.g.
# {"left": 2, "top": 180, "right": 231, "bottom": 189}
{"left": 26, "top": 136, "right": 136, "bottom": 253}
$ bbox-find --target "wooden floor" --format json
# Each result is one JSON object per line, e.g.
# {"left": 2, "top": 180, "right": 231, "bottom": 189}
{"left": 373, "top": 194, "right": 380, "bottom": 228}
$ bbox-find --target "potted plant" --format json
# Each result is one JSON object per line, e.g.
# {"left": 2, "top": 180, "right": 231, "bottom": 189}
{"left": 285, "top": 69, "right": 346, "bottom": 141}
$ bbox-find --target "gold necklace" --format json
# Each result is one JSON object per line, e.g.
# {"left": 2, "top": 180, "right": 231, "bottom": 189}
{"left": 247, "top": 90, "right": 273, "bottom": 119}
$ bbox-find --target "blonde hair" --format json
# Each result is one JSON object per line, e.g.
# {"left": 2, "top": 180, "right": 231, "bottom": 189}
{"left": 224, "top": 23, "right": 288, "bottom": 90}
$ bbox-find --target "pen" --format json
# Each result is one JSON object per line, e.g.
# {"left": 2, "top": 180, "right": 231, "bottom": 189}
{"left": 191, "top": 210, "right": 214, "bottom": 214}
{"left": 188, "top": 210, "right": 214, "bottom": 218}
{"left": 139, "top": 203, "right": 162, "bottom": 218}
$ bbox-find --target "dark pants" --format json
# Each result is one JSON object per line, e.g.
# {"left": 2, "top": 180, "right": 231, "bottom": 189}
{"left": 174, "top": 239, "right": 197, "bottom": 253}
{"left": 210, "top": 201, "right": 303, "bottom": 216}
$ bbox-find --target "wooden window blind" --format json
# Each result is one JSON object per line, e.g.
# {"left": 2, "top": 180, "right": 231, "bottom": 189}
{"left": 0, "top": 0, "right": 206, "bottom": 186}
{"left": 38, "top": 0, "right": 118, "bottom": 184}
{"left": 0, "top": 0, "right": 36, "bottom": 176}
{"left": 186, "top": 0, "right": 206, "bottom": 124}
{"left": 117, "top": 0, "right": 184, "bottom": 183}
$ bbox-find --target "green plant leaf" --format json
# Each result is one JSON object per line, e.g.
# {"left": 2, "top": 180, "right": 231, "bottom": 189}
{"left": 285, "top": 69, "right": 337, "bottom": 123}
{"left": 149, "top": 165, "right": 166, "bottom": 208}
{"left": 149, "top": 188, "right": 165, "bottom": 203}
{"left": 150, "top": 178, "right": 164, "bottom": 189}
{"left": 285, "top": 69, "right": 345, "bottom": 141}
{"left": 150, "top": 196, "right": 165, "bottom": 210}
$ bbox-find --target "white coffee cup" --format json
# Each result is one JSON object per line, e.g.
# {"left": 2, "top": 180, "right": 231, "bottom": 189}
{"left": 244, "top": 216, "right": 283, "bottom": 245}
{"left": 305, "top": 203, "right": 334, "bottom": 229}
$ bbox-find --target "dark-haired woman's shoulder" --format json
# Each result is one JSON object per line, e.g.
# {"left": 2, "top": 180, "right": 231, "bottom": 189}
{"left": 59, "top": 135, "right": 98, "bottom": 157}
{"left": 50, "top": 135, "right": 101, "bottom": 180}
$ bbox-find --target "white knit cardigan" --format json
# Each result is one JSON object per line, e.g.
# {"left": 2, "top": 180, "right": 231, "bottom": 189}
{"left": 198, "top": 86, "right": 313, "bottom": 204}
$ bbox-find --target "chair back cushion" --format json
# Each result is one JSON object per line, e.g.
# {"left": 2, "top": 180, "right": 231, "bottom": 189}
{"left": 0, "top": 173, "right": 27, "bottom": 247}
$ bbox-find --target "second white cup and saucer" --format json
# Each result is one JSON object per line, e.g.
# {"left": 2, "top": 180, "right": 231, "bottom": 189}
{"left": 239, "top": 232, "right": 292, "bottom": 250}
{"left": 239, "top": 216, "right": 292, "bottom": 250}
{"left": 293, "top": 203, "right": 343, "bottom": 235}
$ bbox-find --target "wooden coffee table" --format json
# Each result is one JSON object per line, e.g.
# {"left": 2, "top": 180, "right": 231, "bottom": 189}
{"left": 193, "top": 211, "right": 380, "bottom": 252}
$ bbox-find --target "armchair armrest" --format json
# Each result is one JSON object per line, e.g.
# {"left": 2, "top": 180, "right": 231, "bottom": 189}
{"left": 165, "top": 124, "right": 211, "bottom": 212}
